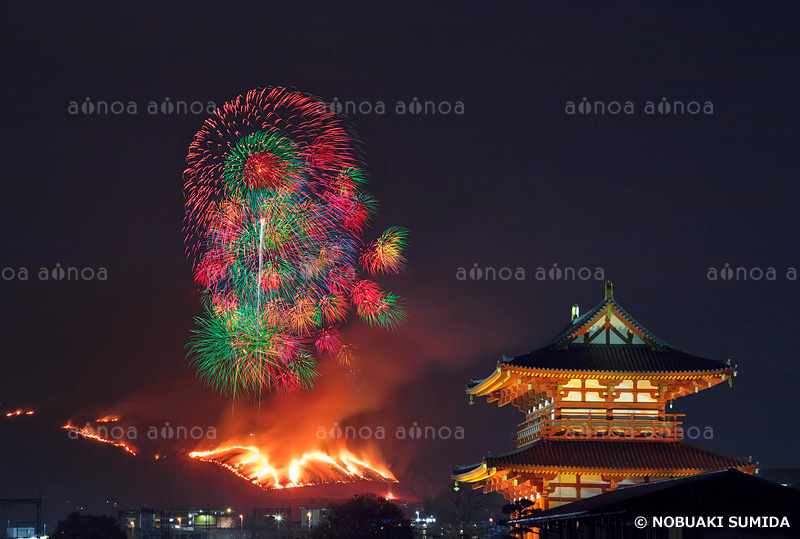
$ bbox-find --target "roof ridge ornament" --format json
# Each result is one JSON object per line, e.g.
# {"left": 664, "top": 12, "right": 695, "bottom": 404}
{"left": 604, "top": 281, "right": 614, "bottom": 301}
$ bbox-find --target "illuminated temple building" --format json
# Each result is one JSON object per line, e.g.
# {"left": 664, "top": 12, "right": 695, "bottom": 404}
{"left": 453, "top": 282, "right": 755, "bottom": 513}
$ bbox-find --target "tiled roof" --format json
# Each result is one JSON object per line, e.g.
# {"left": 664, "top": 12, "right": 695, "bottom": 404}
{"left": 506, "top": 344, "right": 729, "bottom": 373}
{"left": 518, "top": 470, "right": 799, "bottom": 523}
{"left": 455, "top": 439, "right": 752, "bottom": 475}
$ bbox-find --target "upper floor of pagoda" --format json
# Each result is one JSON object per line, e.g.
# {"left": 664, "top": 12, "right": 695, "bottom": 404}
{"left": 467, "top": 282, "right": 736, "bottom": 411}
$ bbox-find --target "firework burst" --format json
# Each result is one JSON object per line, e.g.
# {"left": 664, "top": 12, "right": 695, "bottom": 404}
{"left": 184, "top": 87, "right": 406, "bottom": 397}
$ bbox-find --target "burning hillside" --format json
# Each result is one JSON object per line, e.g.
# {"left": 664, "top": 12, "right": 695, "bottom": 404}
{"left": 60, "top": 365, "right": 401, "bottom": 491}
{"left": 61, "top": 417, "right": 397, "bottom": 490}
{"left": 188, "top": 445, "right": 396, "bottom": 489}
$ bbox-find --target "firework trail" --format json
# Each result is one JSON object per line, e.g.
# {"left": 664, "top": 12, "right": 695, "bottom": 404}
{"left": 184, "top": 87, "right": 407, "bottom": 398}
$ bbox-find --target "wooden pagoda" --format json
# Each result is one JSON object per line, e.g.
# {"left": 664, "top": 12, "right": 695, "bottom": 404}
{"left": 453, "top": 282, "right": 755, "bottom": 512}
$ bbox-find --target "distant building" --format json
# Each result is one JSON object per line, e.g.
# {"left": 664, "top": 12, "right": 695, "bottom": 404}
{"left": 299, "top": 507, "right": 326, "bottom": 529}
{"left": 0, "top": 498, "right": 42, "bottom": 538}
{"left": 5, "top": 524, "right": 35, "bottom": 539}
{"left": 120, "top": 508, "right": 248, "bottom": 539}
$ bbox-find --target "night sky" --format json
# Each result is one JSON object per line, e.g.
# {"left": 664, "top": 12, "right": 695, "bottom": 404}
{"left": 1, "top": 3, "right": 799, "bottom": 530}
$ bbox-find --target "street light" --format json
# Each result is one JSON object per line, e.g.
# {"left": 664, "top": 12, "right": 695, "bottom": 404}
{"left": 176, "top": 516, "right": 181, "bottom": 539}
{"left": 239, "top": 514, "right": 243, "bottom": 534}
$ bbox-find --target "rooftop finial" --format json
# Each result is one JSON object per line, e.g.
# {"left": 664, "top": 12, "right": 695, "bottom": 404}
{"left": 604, "top": 281, "right": 614, "bottom": 301}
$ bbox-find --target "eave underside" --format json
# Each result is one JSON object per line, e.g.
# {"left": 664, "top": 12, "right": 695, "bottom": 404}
{"left": 453, "top": 440, "right": 754, "bottom": 483}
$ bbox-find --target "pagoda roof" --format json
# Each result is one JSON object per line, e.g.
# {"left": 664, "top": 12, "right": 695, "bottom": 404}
{"left": 542, "top": 292, "right": 668, "bottom": 349}
{"left": 453, "top": 439, "right": 754, "bottom": 480}
{"left": 468, "top": 282, "right": 733, "bottom": 389}
{"left": 505, "top": 344, "right": 728, "bottom": 373}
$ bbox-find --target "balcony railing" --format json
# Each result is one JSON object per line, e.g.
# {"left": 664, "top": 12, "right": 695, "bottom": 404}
{"left": 514, "top": 414, "right": 685, "bottom": 447}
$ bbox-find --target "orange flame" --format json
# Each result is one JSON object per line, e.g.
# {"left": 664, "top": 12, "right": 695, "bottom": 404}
{"left": 62, "top": 423, "right": 137, "bottom": 456}
{"left": 5, "top": 409, "right": 34, "bottom": 417}
{"left": 188, "top": 445, "right": 396, "bottom": 489}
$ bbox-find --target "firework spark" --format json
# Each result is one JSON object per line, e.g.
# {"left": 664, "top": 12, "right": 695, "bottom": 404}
{"left": 184, "top": 87, "right": 407, "bottom": 397}
{"left": 360, "top": 226, "right": 408, "bottom": 275}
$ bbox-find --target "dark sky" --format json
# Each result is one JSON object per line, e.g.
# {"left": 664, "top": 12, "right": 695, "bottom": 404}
{"left": 1, "top": 2, "right": 799, "bottom": 529}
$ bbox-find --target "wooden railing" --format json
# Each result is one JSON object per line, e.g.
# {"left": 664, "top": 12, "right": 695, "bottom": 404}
{"left": 514, "top": 414, "right": 685, "bottom": 447}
